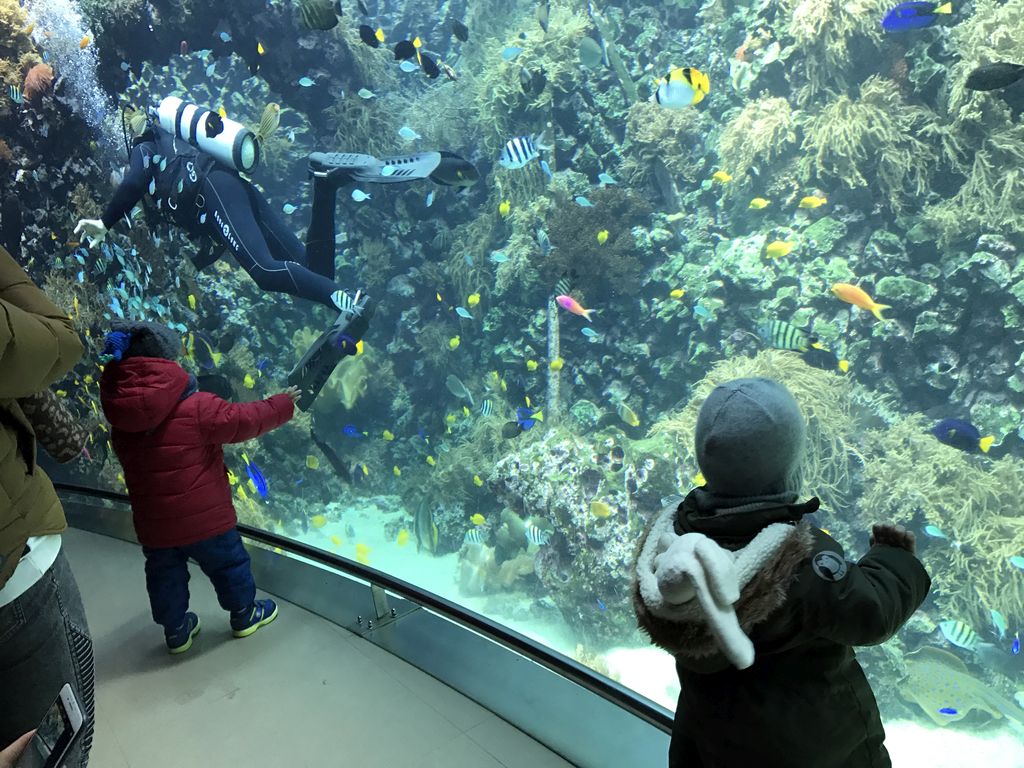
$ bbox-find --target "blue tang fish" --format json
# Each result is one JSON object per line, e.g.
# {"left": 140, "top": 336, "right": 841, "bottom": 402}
{"left": 242, "top": 453, "right": 268, "bottom": 498}
{"left": 930, "top": 418, "right": 994, "bottom": 454}
{"left": 881, "top": 1, "right": 952, "bottom": 32}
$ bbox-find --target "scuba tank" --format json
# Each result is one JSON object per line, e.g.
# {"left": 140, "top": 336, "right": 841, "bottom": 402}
{"left": 154, "top": 96, "right": 261, "bottom": 173}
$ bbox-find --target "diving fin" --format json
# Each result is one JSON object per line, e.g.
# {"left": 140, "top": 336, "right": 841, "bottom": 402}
{"left": 287, "top": 294, "right": 376, "bottom": 411}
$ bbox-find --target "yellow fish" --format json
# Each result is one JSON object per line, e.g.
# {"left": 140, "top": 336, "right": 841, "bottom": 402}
{"left": 117, "top": 473, "right": 125, "bottom": 485}
{"left": 24, "top": 23, "right": 34, "bottom": 35}
{"left": 446, "top": 413, "right": 457, "bottom": 425}
{"left": 331, "top": 535, "right": 343, "bottom": 547}
{"left": 397, "top": 529, "right": 410, "bottom": 546}
{"left": 311, "top": 514, "right": 327, "bottom": 528}
{"left": 549, "top": 358, "right": 564, "bottom": 371}
{"left": 393, "top": 465, "right": 402, "bottom": 476}
{"left": 436, "top": 291, "right": 443, "bottom": 302}
{"left": 426, "top": 455, "right": 436, "bottom": 466}
{"left": 798, "top": 195, "right": 827, "bottom": 209}
{"left": 449, "top": 335, "right": 460, "bottom": 350}
{"left": 467, "top": 293, "right": 480, "bottom": 307}
{"left": 461, "top": 406, "right": 470, "bottom": 417}
{"left": 79, "top": 35, "right": 91, "bottom": 49}
{"left": 749, "top": 198, "right": 770, "bottom": 209}
{"left": 227, "top": 469, "right": 238, "bottom": 485}
{"left": 243, "top": 374, "right": 255, "bottom": 389}
{"left": 617, "top": 402, "right": 640, "bottom": 427}
{"left": 712, "top": 170, "right": 732, "bottom": 183}
{"left": 382, "top": 429, "right": 395, "bottom": 441}
{"left": 55, "top": 389, "right": 67, "bottom": 397}
{"left": 361, "top": 463, "right": 369, "bottom": 476}
{"left": 257, "top": 41, "right": 266, "bottom": 55}
{"left": 73, "top": 296, "right": 79, "bottom": 317}
{"left": 765, "top": 240, "right": 795, "bottom": 259}
{"left": 83, "top": 375, "right": 93, "bottom": 385}
{"left": 218, "top": 106, "right": 227, "bottom": 119}
{"left": 188, "top": 294, "right": 197, "bottom": 310}
{"left": 838, "top": 359, "right": 850, "bottom": 373}
{"left": 355, "top": 543, "right": 371, "bottom": 564}
{"left": 525, "top": 395, "right": 532, "bottom": 408}
{"left": 693, "top": 471, "right": 706, "bottom": 486}
{"left": 499, "top": 200, "right": 511, "bottom": 217}
{"left": 590, "top": 501, "right": 613, "bottom": 518}
{"left": 526, "top": 359, "right": 538, "bottom": 372}
{"left": 669, "top": 288, "right": 686, "bottom": 299}
{"left": 237, "top": 484, "right": 249, "bottom": 501}
{"left": 473, "top": 474, "right": 484, "bottom": 487}
{"left": 470, "top": 513, "right": 486, "bottom": 525}
{"left": 597, "top": 229, "right": 609, "bottom": 245}
{"left": 305, "top": 455, "right": 320, "bottom": 470}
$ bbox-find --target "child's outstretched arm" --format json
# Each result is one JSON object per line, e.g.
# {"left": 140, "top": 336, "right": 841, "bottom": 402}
{"left": 809, "top": 524, "right": 931, "bottom": 647}
{"left": 195, "top": 388, "right": 299, "bottom": 445}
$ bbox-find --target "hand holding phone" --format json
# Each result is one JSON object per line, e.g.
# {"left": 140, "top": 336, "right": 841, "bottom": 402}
{"left": 0, "top": 732, "right": 36, "bottom": 768}
{"left": 14, "top": 684, "right": 83, "bottom": 768}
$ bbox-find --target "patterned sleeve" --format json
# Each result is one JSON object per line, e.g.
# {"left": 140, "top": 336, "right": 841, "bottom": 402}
{"left": 18, "top": 388, "right": 89, "bottom": 463}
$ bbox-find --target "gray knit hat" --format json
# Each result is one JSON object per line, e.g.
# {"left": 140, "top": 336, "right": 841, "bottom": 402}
{"left": 695, "top": 377, "right": 806, "bottom": 497}
{"left": 110, "top": 321, "right": 182, "bottom": 361}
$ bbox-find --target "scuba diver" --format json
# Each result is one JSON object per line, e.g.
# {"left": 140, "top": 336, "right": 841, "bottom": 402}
{"left": 74, "top": 97, "right": 479, "bottom": 409}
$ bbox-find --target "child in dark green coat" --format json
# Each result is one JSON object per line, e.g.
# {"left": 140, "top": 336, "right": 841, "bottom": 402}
{"left": 634, "top": 377, "right": 931, "bottom": 768}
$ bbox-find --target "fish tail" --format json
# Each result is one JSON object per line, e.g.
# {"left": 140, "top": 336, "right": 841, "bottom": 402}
{"left": 871, "top": 303, "right": 891, "bottom": 321}
{"left": 935, "top": 2, "right": 952, "bottom": 12}
{"left": 979, "top": 435, "right": 995, "bottom": 453}
{"left": 582, "top": 308, "right": 596, "bottom": 322}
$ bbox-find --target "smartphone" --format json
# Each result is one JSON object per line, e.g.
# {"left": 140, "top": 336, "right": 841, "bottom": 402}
{"left": 15, "top": 684, "right": 84, "bottom": 768}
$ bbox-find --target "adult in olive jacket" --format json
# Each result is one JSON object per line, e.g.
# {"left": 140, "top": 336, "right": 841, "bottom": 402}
{"left": 0, "top": 245, "right": 95, "bottom": 767}
{"left": 633, "top": 378, "right": 931, "bottom": 768}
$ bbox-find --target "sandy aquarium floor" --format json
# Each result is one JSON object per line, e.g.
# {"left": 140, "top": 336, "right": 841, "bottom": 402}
{"left": 285, "top": 503, "right": 1024, "bottom": 766}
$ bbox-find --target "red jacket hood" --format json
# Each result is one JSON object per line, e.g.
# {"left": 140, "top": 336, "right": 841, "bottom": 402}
{"left": 101, "top": 357, "right": 192, "bottom": 432}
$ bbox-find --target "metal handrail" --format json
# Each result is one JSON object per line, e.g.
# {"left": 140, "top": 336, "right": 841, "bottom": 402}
{"left": 54, "top": 481, "right": 673, "bottom": 732}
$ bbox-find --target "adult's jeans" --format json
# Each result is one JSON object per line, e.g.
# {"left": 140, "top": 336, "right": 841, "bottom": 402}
{"left": 0, "top": 549, "right": 95, "bottom": 767}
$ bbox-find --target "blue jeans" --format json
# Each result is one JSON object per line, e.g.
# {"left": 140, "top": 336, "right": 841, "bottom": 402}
{"left": 143, "top": 528, "right": 255, "bottom": 631}
{"left": 0, "top": 548, "right": 95, "bottom": 767}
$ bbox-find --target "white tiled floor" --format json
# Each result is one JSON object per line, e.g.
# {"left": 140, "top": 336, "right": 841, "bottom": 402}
{"left": 63, "top": 528, "right": 575, "bottom": 768}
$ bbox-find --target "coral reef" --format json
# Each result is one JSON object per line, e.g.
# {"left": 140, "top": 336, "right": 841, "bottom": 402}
{"left": 797, "top": 77, "right": 936, "bottom": 210}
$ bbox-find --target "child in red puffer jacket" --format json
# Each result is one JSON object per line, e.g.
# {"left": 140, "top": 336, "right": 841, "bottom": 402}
{"left": 99, "top": 321, "right": 298, "bottom": 654}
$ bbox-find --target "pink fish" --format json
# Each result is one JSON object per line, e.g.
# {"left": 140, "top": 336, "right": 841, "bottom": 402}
{"left": 556, "top": 294, "right": 595, "bottom": 322}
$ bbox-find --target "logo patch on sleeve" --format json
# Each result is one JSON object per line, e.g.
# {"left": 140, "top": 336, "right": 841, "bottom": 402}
{"left": 812, "top": 551, "right": 848, "bottom": 582}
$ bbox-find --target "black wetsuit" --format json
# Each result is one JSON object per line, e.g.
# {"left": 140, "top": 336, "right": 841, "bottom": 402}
{"left": 102, "top": 126, "right": 345, "bottom": 310}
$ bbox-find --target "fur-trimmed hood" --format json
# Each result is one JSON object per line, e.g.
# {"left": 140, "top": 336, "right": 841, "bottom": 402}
{"left": 632, "top": 498, "right": 815, "bottom": 669}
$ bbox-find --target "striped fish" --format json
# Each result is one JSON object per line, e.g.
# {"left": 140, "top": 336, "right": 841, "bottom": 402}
{"left": 480, "top": 399, "right": 493, "bottom": 416}
{"left": 939, "top": 620, "right": 979, "bottom": 651}
{"left": 500, "top": 135, "right": 539, "bottom": 169}
{"left": 464, "top": 528, "right": 486, "bottom": 545}
{"left": 758, "top": 319, "right": 814, "bottom": 352}
{"left": 525, "top": 521, "right": 551, "bottom": 546}
{"left": 8, "top": 85, "right": 22, "bottom": 104}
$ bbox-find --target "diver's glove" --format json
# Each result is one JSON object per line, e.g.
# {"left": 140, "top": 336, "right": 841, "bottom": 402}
{"left": 74, "top": 218, "right": 108, "bottom": 247}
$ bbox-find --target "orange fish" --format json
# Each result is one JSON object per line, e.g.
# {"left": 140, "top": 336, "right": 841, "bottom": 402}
{"left": 831, "top": 282, "right": 890, "bottom": 321}
{"left": 79, "top": 35, "right": 91, "bottom": 49}
{"left": 555, "top": 294, "right": 595, "bottom": 322}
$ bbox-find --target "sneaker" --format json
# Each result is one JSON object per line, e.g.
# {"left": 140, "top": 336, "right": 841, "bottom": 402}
{"left": 166, "top": 612, "right": 201, "bottom": 654}
{"left": 230, "top": 599, "right": 279, "bottom": 638}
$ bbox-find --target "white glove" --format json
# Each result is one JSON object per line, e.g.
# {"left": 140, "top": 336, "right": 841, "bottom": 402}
{"left": 73, "top": 218, "right": 108, "bottom": 246}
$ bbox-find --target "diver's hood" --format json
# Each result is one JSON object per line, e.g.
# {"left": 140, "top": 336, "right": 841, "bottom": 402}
{"left": 633, "top": 489, "right": 817, "bottom": 670}
{"left": 100, "top": 357, "right": 191, "bottom": 433}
